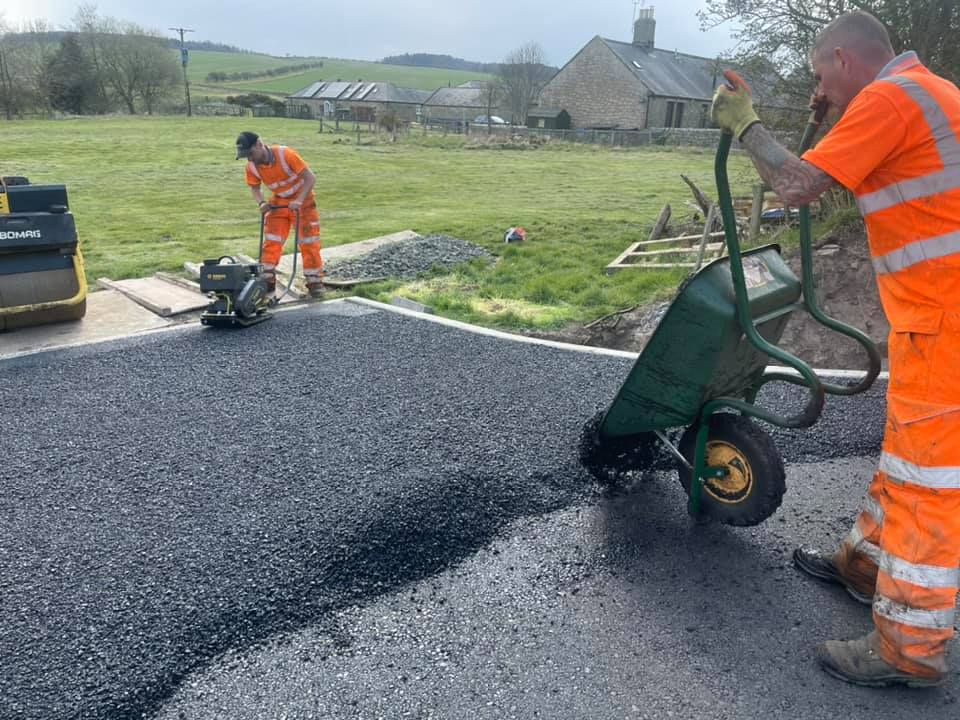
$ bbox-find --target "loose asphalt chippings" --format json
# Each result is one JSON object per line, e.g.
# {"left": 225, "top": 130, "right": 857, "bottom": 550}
{"left": 0, "top": 300, "right": 910, "bottom": 719}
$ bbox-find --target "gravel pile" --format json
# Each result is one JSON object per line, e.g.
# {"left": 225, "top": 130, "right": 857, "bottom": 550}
{"left": 327, "top": 233, "right": 493, "bottom": 280}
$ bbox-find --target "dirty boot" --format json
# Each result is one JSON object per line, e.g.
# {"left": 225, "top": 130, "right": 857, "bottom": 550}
{"left": 817, "top": 631, "right": 945, "bottom": 688}
{"left": 306, "top": 281, "right": 324, "bottom": 298}
{"left": 793, "top": 546, "right": 873, "bottom": 605}
{"left": 264, "top": 273, "right": 277, "bottom": 294}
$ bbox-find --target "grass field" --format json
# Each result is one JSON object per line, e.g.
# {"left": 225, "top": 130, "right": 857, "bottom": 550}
{"left": 0, "top": 116, "right": 761, "bottom": 330}
{"left": 184, "top": 50, "right": 494, "bottom": 96}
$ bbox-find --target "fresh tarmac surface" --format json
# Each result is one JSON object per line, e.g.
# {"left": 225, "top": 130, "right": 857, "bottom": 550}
{"left": 1, "top": 299, "right": 956, "bottom": 719}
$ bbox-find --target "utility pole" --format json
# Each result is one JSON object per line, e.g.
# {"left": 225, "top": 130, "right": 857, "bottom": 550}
{"left": 170, "top": 26, "right": 194, "bottom": 117}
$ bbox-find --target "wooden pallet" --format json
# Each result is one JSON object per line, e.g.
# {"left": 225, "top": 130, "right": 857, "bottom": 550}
{"left": 605, "top": 232, "right": 726, "bottom": 273}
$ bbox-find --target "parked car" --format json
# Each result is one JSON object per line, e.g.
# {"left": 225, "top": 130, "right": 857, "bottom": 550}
{"left": 472, "top": 115, "right": 507, "bottom": 125}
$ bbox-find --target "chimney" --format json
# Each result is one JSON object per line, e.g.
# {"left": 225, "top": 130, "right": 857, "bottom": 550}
{"left": 633, "top": 7, "right": 655, "bottom": 49}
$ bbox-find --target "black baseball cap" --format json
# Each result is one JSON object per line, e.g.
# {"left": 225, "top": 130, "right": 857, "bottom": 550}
{"left": 235, "top": 131, "right": 259, "bottom": 159}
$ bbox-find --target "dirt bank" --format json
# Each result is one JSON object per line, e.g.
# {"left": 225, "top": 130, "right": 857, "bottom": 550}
{"left": 529, "top": 219, "right": 888, "bottom": 371}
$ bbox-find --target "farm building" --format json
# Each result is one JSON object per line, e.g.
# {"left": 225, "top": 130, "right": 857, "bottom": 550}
{"left": 526, "top": 108, "right": 571, "bottom": 130}
{"left": 285, "top": 81, "right": 431, "bottom": 123}
{"left": 537, "top": 8, "right": 789, "bottom": 130}
{"left": 421, "top": 81, "right": 508, "bottom": 127}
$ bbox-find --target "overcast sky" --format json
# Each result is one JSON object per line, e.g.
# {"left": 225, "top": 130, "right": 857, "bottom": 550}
{"left": 4, "top": 1, "right": 738, "bottom": 64}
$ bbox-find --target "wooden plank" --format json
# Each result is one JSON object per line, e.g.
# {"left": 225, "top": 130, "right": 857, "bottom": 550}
{"left": 623, "top": 243, "right": 724, "bottom": 257}
{"left": 604, "top": 241, "right": 643, "bottom": 274}
{"left": 155, "top": 272, "right": 202, "bottom": 293}
{"left": 608, "top": 262, "right": 697, "bottom": 269}
{"left": 97, "top": 277, "right": 173, "bottom": 316}
{"left": 635, "top": 231, "right": 725, "bottom": 246}
{"left": 680, "top": 174, "right": 713, "bottom": 216}
{"left": 647, "top": 204, "right": 671, "bottom": 242}
{"left": 695, "top": 204, "right": 721, "bottom": 271}
{"left": 322, "top": 276, "right": 388, "bottom": 287}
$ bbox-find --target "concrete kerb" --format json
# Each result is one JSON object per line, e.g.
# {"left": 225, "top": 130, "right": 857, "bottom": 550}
{"left": 344, "top": 296, "right": 892, "bottom": 380}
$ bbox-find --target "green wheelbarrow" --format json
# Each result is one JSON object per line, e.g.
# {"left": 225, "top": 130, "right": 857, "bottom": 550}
{"left": 579, "top": 113, "right": 882, "bottom": 526}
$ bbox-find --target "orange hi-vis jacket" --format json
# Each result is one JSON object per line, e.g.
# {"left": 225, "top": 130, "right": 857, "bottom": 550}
{"left": 804, "top": 52, "right": 960, "bottom": 360}
{"left": 804, "top": 51, "right": 960, "bottom": 678}
{"left": 245, "top": 145, "right": 316, "bottom": 207}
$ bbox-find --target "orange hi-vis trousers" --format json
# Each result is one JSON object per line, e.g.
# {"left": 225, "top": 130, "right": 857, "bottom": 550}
{"left": 835, "top": 315, "right": 960, "bottom": 679}
{"left": 261, "top": 204, "right": 323, "bottom": 285}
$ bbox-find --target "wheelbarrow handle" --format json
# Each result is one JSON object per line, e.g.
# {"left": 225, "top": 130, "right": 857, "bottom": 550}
{"left": 715, "top": 131, "right": 826, "bottom": 429}
{"left": 793, "top": 111, "right": 882, "bottom": 396}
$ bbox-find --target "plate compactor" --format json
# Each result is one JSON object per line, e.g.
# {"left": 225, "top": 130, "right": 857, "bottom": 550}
{"left": 0, "top": 176, "right": 87, "bottom": 330}
{"left": 199, "top": 206, "right": 301, "bottom": 328}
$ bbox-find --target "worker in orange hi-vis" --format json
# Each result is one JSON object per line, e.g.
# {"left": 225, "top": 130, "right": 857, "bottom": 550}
{"left": 710, "top": 10, "right": 960, "bottom": 688}
{"left": 235, "top": 131, "right": 324, "bottom": 297}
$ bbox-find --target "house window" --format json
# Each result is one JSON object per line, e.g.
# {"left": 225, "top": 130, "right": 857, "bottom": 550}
{"left": 666, "top": 101, "right": 675, "bottom": 128}
{"left": 700, "top": 104, "right": 709, "bottom": 128}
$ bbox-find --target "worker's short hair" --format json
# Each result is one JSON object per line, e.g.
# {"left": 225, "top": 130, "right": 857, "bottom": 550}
{"left": 235, "top": 131, "right": 259, "bottom": 160}
{"left": 812, "top": 10, "right": 894, "bottom": 64}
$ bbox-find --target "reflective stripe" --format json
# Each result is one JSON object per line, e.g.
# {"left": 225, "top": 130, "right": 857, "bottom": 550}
{"left": 874, "top": 595, "right": 956, "bottom": 630}
{"left": 303, "top": 268, "right": 323, "bottom": 277}
{"left": 299, "top": 235, "right": 320, "bottom": 244}
{"left": 247, "top": 161, "right": 261, "bottom": 180}
{"left": 872, "top": 229, "right": 960, "bottom": 274}
{"left": 880, "top": 452, "right": 960, "bottom": 489}
{"left": 845, "top": 523, "right": 882, "bottom": 564}
{"left": 277, "top": 146, "right": 293, "bottom": 176}
{"left": 275, "top": 180, "right": 304, "bottom": 198}
{"left": 857, "top": 76, "right": 960, "bottom": 216}
{"left": 262, "top": 263, "right": 276, "bottom": 271}
{"left": 264, "top": 233, "right": 283, "bottom": 242}
{"left": 880, "top": 552, "right": 960, "bottom": 589}
{"left": 876, "top": 51, "right": 920, "bottom": 80}
{"left": 863, "top": 495, "right": 884, "bottom": 524}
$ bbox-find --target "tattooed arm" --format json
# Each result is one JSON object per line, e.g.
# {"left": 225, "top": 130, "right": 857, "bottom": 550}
{"left": 740, "top": 124, "right": 837, "bottom": 206}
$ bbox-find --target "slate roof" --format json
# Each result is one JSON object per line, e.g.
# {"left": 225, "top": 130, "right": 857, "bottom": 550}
{"left": 422, "top": 86, "right": 487, "bottom": 109}
{"left": 286, "top": 82, "right": 430, "bottom": 104}
{"left": 598, "top": 37, "right": 788, "bottom": 106}
{"left": 600, "top": 38, "right": 721, "bottom": 100}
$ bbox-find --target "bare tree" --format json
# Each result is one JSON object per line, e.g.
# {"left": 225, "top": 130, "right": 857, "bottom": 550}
{"left": 96, "top": 20, "right": 179, "bottom": 114}
{"left": 480, "top": 79, "right": 504, "bottom": 134}
{"left": 0, "top": 14, "right": 55, "bottom": 118}
{"left": 497, "top": 42, "right": 551, "bottom": 126}
{"left": 699, "top": 0, "right": 959, "bottom": 85}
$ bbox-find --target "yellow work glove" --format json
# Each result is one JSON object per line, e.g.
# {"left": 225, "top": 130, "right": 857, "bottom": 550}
{"left": 710, "top": 70, "right": 761, "bottom": 139}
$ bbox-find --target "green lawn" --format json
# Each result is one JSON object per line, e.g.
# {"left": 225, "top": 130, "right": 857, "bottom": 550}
{"left": 184, "top": 50, "right": 493, "bottom": 95}
{"left": 0, "top": 116, "right": 759, "bottom": 329}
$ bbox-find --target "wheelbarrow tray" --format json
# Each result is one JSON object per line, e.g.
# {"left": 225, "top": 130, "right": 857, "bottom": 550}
{"left": 600, "top": 244, "right": 800, "bottom": 439}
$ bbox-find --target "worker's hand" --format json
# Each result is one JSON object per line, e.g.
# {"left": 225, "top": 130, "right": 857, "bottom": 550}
{"left": 288, "top": 200, "right": 303, "bottom": 212}
{"left": 809, "top": 92, "right": 829, "bottom": 123}
{"left": 711, "top": 70, "right": 761, "bottom": 139}
{"left": 258, "top": 201, "right": 270, "bottom": 215}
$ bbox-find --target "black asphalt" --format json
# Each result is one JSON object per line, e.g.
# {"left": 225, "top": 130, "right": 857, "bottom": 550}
{"left": 3, "top": 299, "right": 948, "bottom": 720}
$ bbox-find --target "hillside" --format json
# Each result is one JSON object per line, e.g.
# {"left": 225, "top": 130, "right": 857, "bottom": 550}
{"left": 186, "top": 51, "right": 494, "bottom": 96}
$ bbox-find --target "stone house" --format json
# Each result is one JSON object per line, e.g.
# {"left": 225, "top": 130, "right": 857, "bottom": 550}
{"left": 421, "top": 81, "right": 507, "bottom": 126}
{"left": 537, "top": 8, "right": 782, "bottom": 130}
{"left": 285, "top": 81, "right": 431, "bottom": 123}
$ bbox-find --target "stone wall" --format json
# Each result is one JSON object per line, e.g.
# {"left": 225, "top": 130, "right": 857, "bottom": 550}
{"left": 538, "top": 37, "right": 647, "bottom": 129}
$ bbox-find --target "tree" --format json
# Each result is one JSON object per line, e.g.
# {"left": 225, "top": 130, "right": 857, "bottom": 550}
{"left": 699, "top": 0, "right": 960, "bottom": 88}
{"left": 45, "top": 33, "right": 98, "bottom": 114}
{"left": 0, "top": 14, "right": 54, "bottom": 118}
{"left": 96, "top": 22, "right": 179, "bottom": 114}
{"left": 496, "top": 42, "right": 553, "bottom": 125}
{"left": 480, "top": 80, "right": 504, "bottom": 134}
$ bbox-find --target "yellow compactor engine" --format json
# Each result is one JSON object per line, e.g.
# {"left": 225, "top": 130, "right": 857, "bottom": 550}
{"left": 0, "top": 176, "right": 87, "bottom": 330}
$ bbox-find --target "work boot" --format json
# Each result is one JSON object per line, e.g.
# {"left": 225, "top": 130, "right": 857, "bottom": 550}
{"left": 264, "top": 274, "right": 277, "bottom": 294}
{"left": 793, "top": 546, "right": 873, "bottom": 605}
{"left": 817, "top": 631, "right": 945, "bottom": 688}
{"left": 306, "top": 281, "right": 324, "bottom": 298}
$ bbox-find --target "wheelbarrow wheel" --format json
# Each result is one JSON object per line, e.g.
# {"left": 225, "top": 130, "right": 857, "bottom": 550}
{"left": 677, "top": 414, "right": 786, "bottom": 526}
{"left": 578, "top": 411, "right": 658, "bottom": 486}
